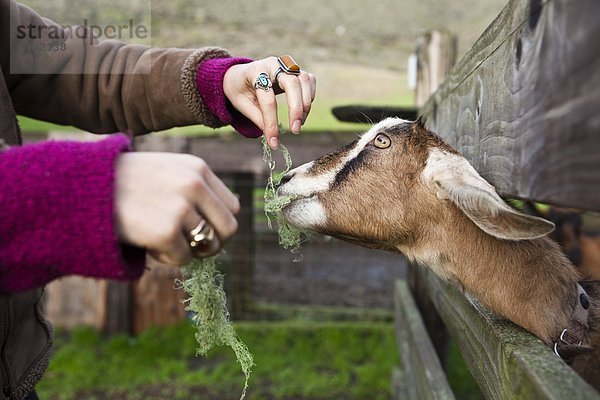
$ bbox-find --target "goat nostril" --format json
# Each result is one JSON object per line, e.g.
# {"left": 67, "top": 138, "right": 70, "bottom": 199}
{"left": 278, "top": 174, "right": 293, "bottom": 187}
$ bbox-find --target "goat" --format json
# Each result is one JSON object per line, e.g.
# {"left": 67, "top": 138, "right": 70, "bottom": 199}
{"left": 277, "top": 117, "right": 600, "bottom": 388}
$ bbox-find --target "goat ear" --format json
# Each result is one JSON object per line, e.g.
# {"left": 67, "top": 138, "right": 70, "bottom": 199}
{"left": 426, "top": 152, "right": 555, "bottom": 240}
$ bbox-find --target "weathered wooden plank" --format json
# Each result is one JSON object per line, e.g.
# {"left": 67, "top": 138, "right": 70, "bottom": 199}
{"left": 394, "top": 280, "right": 455, "bottom": 400}
{"left": 391, "top": 366, "right": 409, "bottom": 400}
{"left": 133, "top": 132, "right": 359, "bottom": 175}
{"left": 44, "top": 277, "right": 107, "bottom": 330}
{"left": 407, "top": 263, "right": 449, "bottom": 365}
{"left": 421, "top": 0, "right": 600, "bottom": 211}
{"left": 415, "top": 30, "right": 457, "bottom": 107}
{"left": 415, "top": 267, "right": 599, "bottom": 400}
{"left": 131, "top": 259, "right": 187, "bottom": 334}
{"left": 224, "top": 173, "right": 255, "bottom": 319}
{"left": 104, "top": 281, "right": 132, "bottom": 335}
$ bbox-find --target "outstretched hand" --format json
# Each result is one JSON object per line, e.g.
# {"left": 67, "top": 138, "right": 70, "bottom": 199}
{"left": 114, "top": 152, "right": 239, "bottom": 265}
{"left": 223, "top": 56, "right": 316, "bottom": 150}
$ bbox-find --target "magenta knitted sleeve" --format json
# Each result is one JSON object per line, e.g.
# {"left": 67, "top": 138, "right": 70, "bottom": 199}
{"left": 0, "top": 134, "right": 146, "bottom": 294}
{"left": 195, "top": 57, "right": 263, "bottom": 138}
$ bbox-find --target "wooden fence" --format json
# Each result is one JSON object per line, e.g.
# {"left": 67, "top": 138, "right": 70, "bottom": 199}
{"left": 393, "top": 0, "right": 600, "bottom": 398}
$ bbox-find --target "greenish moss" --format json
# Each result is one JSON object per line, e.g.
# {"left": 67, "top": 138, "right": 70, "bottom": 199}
{"left": 179, "top": 258, "right": 253, "bottom": 399}
{"left": 446, "top": 341, "right": 484, "bottom": 400}
{"left": 261, "top": 135, "right": 309, "bottom": 259}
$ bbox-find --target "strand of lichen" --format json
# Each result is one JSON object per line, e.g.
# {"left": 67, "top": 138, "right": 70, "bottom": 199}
{"left": 262, "top": 135, "right": 308, "bottom": 259}
{"left": 178, "top": 257, "right": 253, "bottom": 400}
{"left": 174, "top": 134, "right": 305, "bottom": 400}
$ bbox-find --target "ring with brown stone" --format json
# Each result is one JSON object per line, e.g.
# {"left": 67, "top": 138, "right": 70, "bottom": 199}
{"left": 277, "top": 55, "right": 301, "bottom": 76}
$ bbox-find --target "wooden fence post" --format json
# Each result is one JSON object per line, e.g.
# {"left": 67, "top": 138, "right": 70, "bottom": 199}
{"left": 225, "top": 172, "right": 256, "bottom": 319}
{"left": 409, "top": 30, "right": 458, "bottom": 364}
{"left": 103, "top": 281, "right": 133, "bottom": 335}
{"left": 415, "top": 30, "right": 457, "bottom": 107}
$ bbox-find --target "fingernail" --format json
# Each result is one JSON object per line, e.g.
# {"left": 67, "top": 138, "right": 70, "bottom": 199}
{"left": 292, "top": 120, "right": 301, "bottom": 134}
{"left": 270, "top": 137, "right": 279, "bottom": 149}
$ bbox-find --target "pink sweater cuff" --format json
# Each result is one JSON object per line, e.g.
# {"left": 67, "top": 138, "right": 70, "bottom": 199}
{"left": 0, "top": 134, "right": 146, "bottom": 293}
{"left": 196, "top": 57, "right": 263, "bottom": 138}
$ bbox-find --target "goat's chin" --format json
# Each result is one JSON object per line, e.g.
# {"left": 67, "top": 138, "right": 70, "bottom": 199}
{"left": 330, "top": 232, "right": 393, "bottom": 251}
{"left": 282, "top": 196, "right": 327, "bottom": 231}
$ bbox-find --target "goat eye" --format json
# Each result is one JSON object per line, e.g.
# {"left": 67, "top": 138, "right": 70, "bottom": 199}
{"left": 373, "top": 134, "right": 391, "bottom": 149}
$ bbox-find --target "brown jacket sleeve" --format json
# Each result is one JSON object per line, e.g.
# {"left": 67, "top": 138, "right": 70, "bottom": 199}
{"left": 1, "top": 0, "right": 229, "bottom": 134}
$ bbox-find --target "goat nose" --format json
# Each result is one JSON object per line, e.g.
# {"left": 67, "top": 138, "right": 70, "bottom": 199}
{"left": 278, "top": 173, "right": 294, "bottom": 187}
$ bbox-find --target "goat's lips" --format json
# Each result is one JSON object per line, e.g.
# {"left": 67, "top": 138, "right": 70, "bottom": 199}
{"left": 281, "top": 195, "right": 316, "bottom": 214}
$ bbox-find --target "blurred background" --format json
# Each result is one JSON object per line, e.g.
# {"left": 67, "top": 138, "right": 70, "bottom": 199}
{"left": 16, "top": 0, "right": 509, "bottom": 399}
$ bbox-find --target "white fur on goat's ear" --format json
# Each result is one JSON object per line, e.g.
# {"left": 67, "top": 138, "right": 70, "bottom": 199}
{"left": 422, "top": 149, "right": 554, "bottom": 240}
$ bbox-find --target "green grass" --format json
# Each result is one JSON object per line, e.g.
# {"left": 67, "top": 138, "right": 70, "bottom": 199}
{"left": 37, "top": 321, "right": 399, "bottom": 400}
{"left": 36, "top": 321, "right": 483, "bottom": 400}
{"left": 17, "top": 116, "right": 78, "bottom": 133}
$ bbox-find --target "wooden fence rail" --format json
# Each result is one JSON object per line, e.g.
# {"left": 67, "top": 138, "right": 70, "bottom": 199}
{"left": 420, "top": 0, "right": 600, "bottom": 211}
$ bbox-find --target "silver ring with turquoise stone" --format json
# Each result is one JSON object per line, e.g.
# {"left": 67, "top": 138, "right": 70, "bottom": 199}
{"left": 254, "top": 72, "right": 273, "bottom": 91}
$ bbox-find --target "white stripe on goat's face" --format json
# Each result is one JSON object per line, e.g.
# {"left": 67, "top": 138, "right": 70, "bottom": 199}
{"left": 280, "top": 117, "right": 406, "bottom": 200}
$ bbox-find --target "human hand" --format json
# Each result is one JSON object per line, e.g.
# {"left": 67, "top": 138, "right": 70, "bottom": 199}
{"left": 114, "top": 152, "right": 240, "bottom": 265}
{"left": 223, "top": 56, "right": 317, "bottom": 150}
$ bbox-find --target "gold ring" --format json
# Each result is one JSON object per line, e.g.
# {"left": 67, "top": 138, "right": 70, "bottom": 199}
{"left": 189, "top": 218, "right": 215, "bottom": 255}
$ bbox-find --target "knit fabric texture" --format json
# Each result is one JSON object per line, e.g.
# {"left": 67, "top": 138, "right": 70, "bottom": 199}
{"left": 196, "top": 57, "right": 263, "bottom": 138}
{"left": 181, "top": 47, "right": 233, "bottom": 129}
{"left": 0, "top": 134, "right": 145, "bottom": 293}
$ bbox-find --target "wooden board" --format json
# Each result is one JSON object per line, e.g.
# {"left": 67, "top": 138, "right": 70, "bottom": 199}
{"left": 415, "top": 31, "right": 457, "bottom": 107}
{"left": 394, "top": 280, "right": 455, "bottom": 400}
{"left": 420, "top": 0, "right": 600, "bottom": 211}
{"left": 407, "top": 263, "right": 449, "bottom": 364}
{"left": 45, "top": 276, "right": 107, "bottom": 330}
{"left": 415, "top": 267, "right": 599, "bottom": 400}
{"left": 223, "top": 173, "right": 255, "bottom": 319}
{"left": 133, "top": 132, "right": 360, "bottom": 176}
{"left": 391, "top": 366, "right": 409, "bottom": 400}
{"left": 132, "top": 258, "right": 187, "bottom": 334}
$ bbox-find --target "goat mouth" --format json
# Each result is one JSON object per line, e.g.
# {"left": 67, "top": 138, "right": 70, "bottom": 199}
{"left": 281, "top": 195, "right": 316, "bottom": 210}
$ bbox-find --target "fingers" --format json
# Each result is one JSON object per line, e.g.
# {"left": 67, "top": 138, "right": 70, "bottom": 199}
{"left": 115, "top": 153, "right": 240, "bottom": 266}
{"left": 299, "top": 72, "right": 316, "bottom": 124}
{"left": 276, "top": 74, "right": 304, "bottom": 134}
{"left": 255, "top": 83, "right": 280, "bottom": 149}
{"left": 271, "top": 67, "right": 316, "bottom": 135}
{"left": 150, "top": 216, "right": 222, "bottom": 266}
{"left": 223, "top": 57, "right": 317, "bottom": 148}
{"left": 297, "top": 76, "right": 311, "bottom": 125}
{"left": 182, "top": 158, "right": 239, "bottom": 244}
{"left": 202, "top": 164, "right": 240, "bottom": 214}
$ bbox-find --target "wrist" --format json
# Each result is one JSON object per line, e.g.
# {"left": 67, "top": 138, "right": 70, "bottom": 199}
{"left": 196, "top": 57, "right": 262, "bottom": 138}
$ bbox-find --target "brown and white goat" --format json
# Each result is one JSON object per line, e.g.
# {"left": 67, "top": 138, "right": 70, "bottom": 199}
{"left": 278, "top": 117, "right": 600, "bottom": 388}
